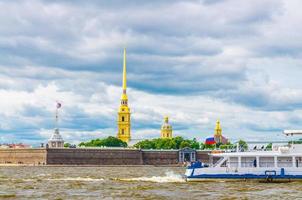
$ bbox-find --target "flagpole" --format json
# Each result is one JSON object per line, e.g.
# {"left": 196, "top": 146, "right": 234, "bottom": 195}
{"left": 56, "top": 107, "right": 58, "bottom": 129}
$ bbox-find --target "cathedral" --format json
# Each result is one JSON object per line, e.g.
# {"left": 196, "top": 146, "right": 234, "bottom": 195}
{"left": 161, "top": 116, "right": 173, "bottom": 139}
{"left": 117, "top": 49, "right": 131, "bottom": 143}
{"left": 205, "top": 120, "right": 228, "bottom": 145}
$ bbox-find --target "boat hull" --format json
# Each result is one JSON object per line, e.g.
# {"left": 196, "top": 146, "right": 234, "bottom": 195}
{"left": 186, "top": 174, "right": 302, "bottom": 182}
{"left": 185, "top": 167, "right": 302, "bottom": 182}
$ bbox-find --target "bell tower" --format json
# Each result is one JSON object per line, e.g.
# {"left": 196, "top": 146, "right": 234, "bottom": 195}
{"left": 214, "top": 120, "right": 222, "bottom": 144}
{"left": 161, "top": 116, "right": 173, "bottom": 139}
{"left": 117, "top": 48, "right": 131, "bottom": 143}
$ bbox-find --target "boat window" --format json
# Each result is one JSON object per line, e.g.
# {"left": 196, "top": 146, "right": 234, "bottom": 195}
{"left": 229, "top": 157, "right": 238, "bottom": 168}
{"left": 259, "top": 157, "right": 274, "bottom": 168}
{"left": 213, "top": 157, "right": 224, "bottom": 167}
{"left": 277, "top": 157, "right": 292, "bottom": 168}
{"left": 241, "top": 157, "right": 257, "bottom": 168}
{"left": 296, "top": 157, "right": 302, "bottom": 167}
{"left": 220, "top": 160, "right": 227, "bottom": 167}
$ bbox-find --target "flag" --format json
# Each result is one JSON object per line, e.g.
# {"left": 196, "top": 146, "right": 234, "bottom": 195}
{"left": 205, "top": 137, "right": 216, "bottom": 145}
{"left": 56, "top": 102, "right": 62, "bottom": 109}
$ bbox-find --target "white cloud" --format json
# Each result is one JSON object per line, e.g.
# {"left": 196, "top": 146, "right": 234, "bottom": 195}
{"left": 0, "top": 0, "right": 301, "bottom": 145}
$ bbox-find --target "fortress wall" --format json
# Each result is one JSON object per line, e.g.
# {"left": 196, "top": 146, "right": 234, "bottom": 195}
{"left": 46, "top": 148, "right": 143, "bottom": 165}
{"left": 0, "top": 148, "right": 46, "bottom": 165}
{"left": 0, "top": 148, "right": 212, "bottom": 166}
{"left": 142, "top": 150, "right": 179, "bottom": 165}
{"left": 196, "top": 151, "right": 211, "bottom": 163}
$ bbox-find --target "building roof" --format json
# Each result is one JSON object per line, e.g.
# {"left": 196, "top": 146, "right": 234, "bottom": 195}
{"left": 48, "top": 128, "right": 64, "bottom": 142}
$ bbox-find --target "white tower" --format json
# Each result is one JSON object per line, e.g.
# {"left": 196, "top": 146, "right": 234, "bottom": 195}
{"left": 48, "top": 102, "right": 64, "bottom": 148}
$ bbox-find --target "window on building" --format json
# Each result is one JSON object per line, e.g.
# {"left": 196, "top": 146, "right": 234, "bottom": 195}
{"left": 122, "top": 116, "right": 125, "bottom": 121}
{"left": 122, "top": 129, "right": 124, "bottom": 135}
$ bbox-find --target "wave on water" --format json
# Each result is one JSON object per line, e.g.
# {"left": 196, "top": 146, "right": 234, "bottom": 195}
{"left": 118, "top": 171, "right": 185, "bottom": 183}
{"left": 45, "top": 177, "right": 105, "bottom": 182}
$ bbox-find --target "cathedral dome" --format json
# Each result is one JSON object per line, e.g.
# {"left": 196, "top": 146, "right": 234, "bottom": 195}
{"left": 161, "top": 116, "right": 173, "bottom": 139}
{"left": 161, "top": 117, "right": 172, "bottom": 130}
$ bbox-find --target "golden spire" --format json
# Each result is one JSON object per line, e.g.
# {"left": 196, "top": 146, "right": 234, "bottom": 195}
{"left": 121, "top": 48, "right": 128, "bottom": 102}
{"left": 214, "top": 120, "right": 222, "bottom": 136}
{"left": 117, "top": 48, "right": 131, "bottom": 143}
{"left": 122, "top": 48, "right": 127, "bottom": 94}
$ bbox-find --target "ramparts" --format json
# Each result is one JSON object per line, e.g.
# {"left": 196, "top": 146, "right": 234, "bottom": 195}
{"left": 0, "top": 148, "right": 46, "bottom": 165}
{"left": 0, "top": 148, "right": 211, "bottom": 166}
{"left": 46, "top": 148, "right": 143, "bottom": 165}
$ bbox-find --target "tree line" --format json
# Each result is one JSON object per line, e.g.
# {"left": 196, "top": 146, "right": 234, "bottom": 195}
{"left": 75, "top": 136, "right": 251, "bottom": 150}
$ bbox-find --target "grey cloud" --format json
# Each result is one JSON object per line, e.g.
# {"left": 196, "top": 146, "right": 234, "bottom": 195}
{"left": 0, "top": 0, "right": 301, "bottom": 145}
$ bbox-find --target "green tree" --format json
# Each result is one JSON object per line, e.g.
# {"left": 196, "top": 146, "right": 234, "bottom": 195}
{"left": 265, "top": 143, "right": 272, "bottom": 150}
{"left": 79, "top": 142, "right": 85, "bottom": 147}
{"left": 79, "top": 136, "right": 127, "bottom": 147}
{"left": 204, "top": 143, "right": 215, "bottom": 150}
{"left": 200, "top": 143, "right": 205, "bottom": 150}
{"left": 291, "top": 138, "right": 302, "bottom": 144}
{"left": 101, "top": 136, "right": 127, "bottom": 147}
{"left": 238, "top": 140, "right": 248, "bottom": 150}
{"left": 180, "top": 141, "right": 191, "bottom": 149}
{"left": 64, "top": 143, "right": 71, "bottom": 148}
{"left": 215, "top": 142, "right": 222, "bottom": 149}
{"left": 133, "top": 137, "right": 200, "bottom": 150}
{"left": 134, "top": 140, "right": 155, "bottom": 149}
{"left": 173, "top": 136, "right": 185, "bottom": 149}
{"left": 190, "top": 138, "right": 200, "bottom": 149}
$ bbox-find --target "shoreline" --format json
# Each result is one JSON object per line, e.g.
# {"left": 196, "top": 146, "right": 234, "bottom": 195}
{"left": 0, "top": 164, "right": 185, "bottom": 167}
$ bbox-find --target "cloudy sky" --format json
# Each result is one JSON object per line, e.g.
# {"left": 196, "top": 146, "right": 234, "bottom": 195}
{"left": 1, "top": 0, "right": 302, "bottom": 146}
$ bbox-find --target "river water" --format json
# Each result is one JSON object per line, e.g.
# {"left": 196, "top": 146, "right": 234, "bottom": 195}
{"left": 0, "top": 166, "right": 301, "bottom": 199}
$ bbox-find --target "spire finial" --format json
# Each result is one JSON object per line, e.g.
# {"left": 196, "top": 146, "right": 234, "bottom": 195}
{"left": 122, "top": 48, "right": 127, "bottom": 93}
{"left": 215, "top": 119, "right": 222, "bottom": 135}
{"left": 164, "top": 116, "right": 169, "bottom": 123}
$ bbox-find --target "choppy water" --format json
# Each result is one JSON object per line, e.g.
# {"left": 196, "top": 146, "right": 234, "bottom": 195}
{"left": 0, "top": 166, "right": 301, "bottom": 199}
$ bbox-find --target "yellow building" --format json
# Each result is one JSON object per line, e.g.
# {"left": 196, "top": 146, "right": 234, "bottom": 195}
{"left": 214, "top": 120, "right": 228, "bottom": 144}
{"left": 117, "top": 48, "right": 131, "bottom": 143}
{"left": 161, "top": 116, "right": 173, "bottom": 139}
{"left": 214, "top": 120, "right": 222, "bottom": 143}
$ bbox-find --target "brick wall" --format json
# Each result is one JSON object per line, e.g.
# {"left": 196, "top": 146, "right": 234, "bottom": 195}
{"left": 46, "top": 148, "right": 143, "bottom": 165}
{"left": 0, "top": 148, "right": 46, "bottom": 165}
{"left": 142, "top": 150, "right": 179, "bottom": 165}
{"left": 0, "top": 148, "right": 211, "bottom": 166}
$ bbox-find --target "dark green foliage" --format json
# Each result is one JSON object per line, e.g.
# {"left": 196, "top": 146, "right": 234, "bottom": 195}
{"left": 203, "top": 143, "right": 215, "bottom": 150}
{"left": 134, "top": 137, "right": 200, "bottom": 150}
{"left": 64, "top": 143, "right": 71, "bottom": 148}
{"left": 79, "top": 136, "right": 127, "bottom": 147}
{"left": 238, "top": 139, "right": 248, "bottom": 150}
{"left": 219, "top": 144, "right": 234, "bottom": 149}
{"left": 290, "top": 138, "right": 302, "bottom": 144}
{"left": 179, "top": 141, "right": 190, "bottom": 149}
{"left": 265, "top": 143, "right": 272, "bottom": 150}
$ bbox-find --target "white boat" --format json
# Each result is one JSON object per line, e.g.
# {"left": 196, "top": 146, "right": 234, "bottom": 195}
{"left": 185, "top": 131, "right": 302, "bottom": 182}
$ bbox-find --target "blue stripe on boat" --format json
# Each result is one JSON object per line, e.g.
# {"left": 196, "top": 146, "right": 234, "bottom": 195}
{"left": 186, "top": 174, "right": 302, "bottom": 179}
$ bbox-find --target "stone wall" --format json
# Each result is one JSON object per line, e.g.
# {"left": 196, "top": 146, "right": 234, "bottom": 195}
{"left": 46, "top": 148, "right": 143, "bottom": 165}
{"left": 0, "top": 148, "right": 211, "bottom": 166}
{"left": 0, "top": 148, "right": 46, "bottom": 165}
{"left": 142, "top": 150, "right": 179, "bottom": 165}
{"left": 196, "top": 151, "right": 211, "bottom": 163}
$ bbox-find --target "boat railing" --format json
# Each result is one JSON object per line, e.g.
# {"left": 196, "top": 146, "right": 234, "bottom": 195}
{"left": 241, "top": 162, "right": 256, "bottom": 168}
{"left": 259, "top": 162, "right": 275, "bottom": 168}
{"left": 213, "top": 157, "right": 225, "bottom": 167}
{"left": 277, "top": 162, "right": 293, "bottom": 168}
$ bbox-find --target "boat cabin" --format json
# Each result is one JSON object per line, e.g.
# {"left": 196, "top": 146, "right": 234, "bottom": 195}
{"left": 210, "top": 144, "right": 302, "bottom": 169}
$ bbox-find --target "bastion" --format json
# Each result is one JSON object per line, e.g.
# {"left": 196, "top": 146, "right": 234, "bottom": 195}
{"left": 0, "top": 147, "right": 211, "bottom": 166}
